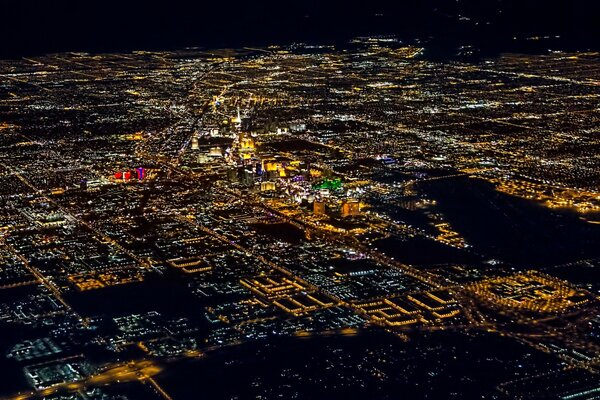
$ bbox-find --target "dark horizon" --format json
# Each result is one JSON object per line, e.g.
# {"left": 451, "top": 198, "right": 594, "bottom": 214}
{"left": 2, "top": 0, "right": 600, "bottom": 59}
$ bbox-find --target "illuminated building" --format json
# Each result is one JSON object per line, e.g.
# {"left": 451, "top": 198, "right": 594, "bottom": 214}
{"left": 312, "top": 178, "right": 342, "bottom": 191}
{"left": 113, "top": 171, "right": 132, "bottom": 181}
{"left": 261, "top": 181, "right": 276, "bottom": 192}
{"left": 263, "top": 161, "right": 278, "bottom": 172}
{"left": 239, "top": 133, "right": 255, "bottom": 152}
{"left": 231, "top": 107, "right": 242, "bottom": 129}
{"left": 241, "top": 169, "right": 254, "bottom": 186}
{"left": 191, "top": 136, "right": 199, "bottom": 150}
{"left": 341, "top": 199, "right": 360, "bottom": 217}
{"left": 313, "top": 200, "right": 326, "bottom": 216}
{"left": 209, "top": 147, "right": 223, "bottom": 157}
{"left": 290, "top": 123, "right": 306, "bottom": 132}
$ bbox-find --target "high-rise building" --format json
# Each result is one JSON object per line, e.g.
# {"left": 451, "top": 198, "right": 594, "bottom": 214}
{"left": 136, "top": 167, "right": 145, "bottom": 180}
{"left": 241, "top": 169, "right": 254, "bottom": 186}
{"left": 227, "top": 168, "right": 238, "bottom": 183}
{"left": 314, "top": 200, "right": 326, "bottom": 216}
{"left": 341, "top": 199, "right": 360, "bottom": 218}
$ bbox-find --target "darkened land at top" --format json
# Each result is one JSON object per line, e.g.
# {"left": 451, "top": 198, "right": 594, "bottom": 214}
{"left": 1, "top": 0, "right": 599, "bottom": 58}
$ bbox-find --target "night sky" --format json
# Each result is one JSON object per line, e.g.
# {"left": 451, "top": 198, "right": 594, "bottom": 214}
{"left": 1, "top": 0, "right": 599, "bottom": 58}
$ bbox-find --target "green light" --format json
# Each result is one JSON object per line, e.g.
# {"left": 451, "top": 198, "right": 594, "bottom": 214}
{"left": 312, "top": 178, "right": 342, "bottom": 191}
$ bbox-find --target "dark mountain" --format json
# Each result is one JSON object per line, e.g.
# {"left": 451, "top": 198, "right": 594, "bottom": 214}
{"left": 1, "top": 0, "right": 598, "bottom": 58}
